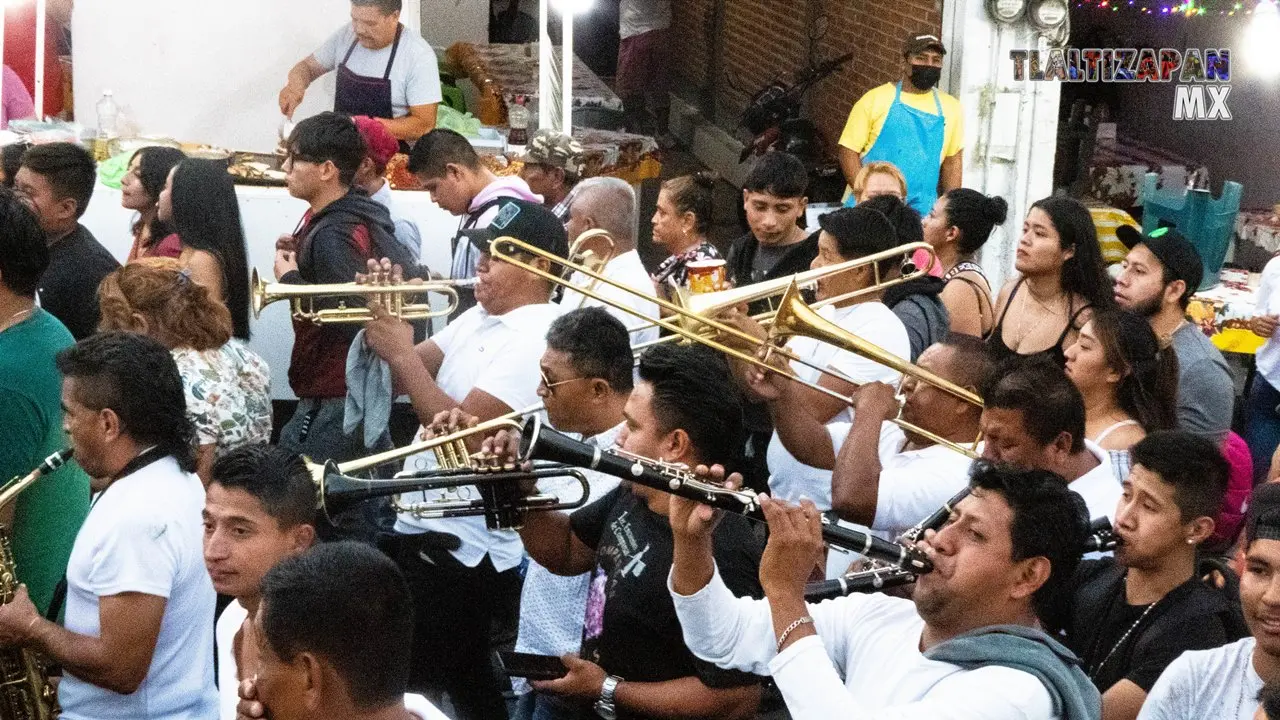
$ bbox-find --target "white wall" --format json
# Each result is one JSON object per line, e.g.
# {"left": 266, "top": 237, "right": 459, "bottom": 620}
{"left": 942, "top": 0, "right": 1062, "bottom": 290}
{"left": 420, "top": 0, "right": 488, "bottom": 45}
{"left": 72, "top": 0, "right": 421, "bottom": 152}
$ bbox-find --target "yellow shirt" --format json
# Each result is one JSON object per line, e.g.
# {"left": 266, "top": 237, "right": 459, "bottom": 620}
{"left": 838, "top": 83, "right": 965, "bottom": 161}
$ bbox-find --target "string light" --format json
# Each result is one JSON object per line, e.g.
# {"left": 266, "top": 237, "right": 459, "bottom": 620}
{"left": 1073, "top": 0, "right": 1265, "bottom": 13}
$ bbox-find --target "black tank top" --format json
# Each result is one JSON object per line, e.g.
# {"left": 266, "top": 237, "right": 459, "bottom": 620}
{"left": 987, "top": 278, "right": 1091, "bottom": 368}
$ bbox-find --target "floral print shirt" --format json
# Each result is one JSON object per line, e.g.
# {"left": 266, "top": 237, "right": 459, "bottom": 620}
{"left": 651, "top": 241, "right": 722, "bottom": 291}
{"left": 172, "top": 340, "right": 272, "bottom": 451}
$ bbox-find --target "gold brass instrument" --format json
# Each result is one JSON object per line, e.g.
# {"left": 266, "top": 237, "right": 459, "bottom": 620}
{"left": 305, "top": 406, "right": 584, "bottom": 529}
{"left": 488, "top": 237, "right": 982, "bottom": 458}
{"left": 250, "top": 268, "right": 462, "bottom": 325}
{"left": 517, "top": 415, "right": 933, "bottom": 573}
{"left": 0, "top": 449, "right": 72, "bottom": 720}
{"left": 627, "top": 241, "right": 937, "bottom": 348}
{"left": 562, "top": 229, "right": 617, "bottom": 308}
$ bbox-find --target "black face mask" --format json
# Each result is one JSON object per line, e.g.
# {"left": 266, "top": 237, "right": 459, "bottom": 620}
{"left": 910, "top": 64, "right": 942, "bottom": 91}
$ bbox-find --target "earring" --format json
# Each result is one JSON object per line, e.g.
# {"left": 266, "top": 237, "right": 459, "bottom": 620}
{"left": 1186, "top": 538, "right": 1195, "bottom": 545}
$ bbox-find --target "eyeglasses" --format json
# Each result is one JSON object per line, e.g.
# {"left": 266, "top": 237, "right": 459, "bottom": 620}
{"left": 540, "top": 369, "right": 590, "bottom": 396}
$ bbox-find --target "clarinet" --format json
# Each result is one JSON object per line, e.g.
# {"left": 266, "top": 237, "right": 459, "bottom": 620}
{"left": 1084, "top": 517, "right": 1118, "bottom": 553}
{"left": 804, "top": 562, "right": 919, "bottom": 601}
{"left": 519, "top": 417, "right": 933, "bottom": 574}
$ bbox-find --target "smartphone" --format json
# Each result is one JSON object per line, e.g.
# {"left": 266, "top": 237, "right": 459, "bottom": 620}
{"left": 498, "top": 651, "right": 569, "bottom": 680}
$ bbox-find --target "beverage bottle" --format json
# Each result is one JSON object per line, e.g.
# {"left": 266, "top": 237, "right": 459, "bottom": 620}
{"left": 508, "top": 96, "right": 530, "bottom": 154}
{"left": 94, "top": 90, "right": 119, "bottom": 160}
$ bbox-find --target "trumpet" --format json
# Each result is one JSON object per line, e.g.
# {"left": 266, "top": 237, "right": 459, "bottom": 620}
{"left": 628, "top": 242, "right": 936, "bottom": 351}
{"left": 488, "top": 236, "right": 982, "bottom": 458}
{"left": 518, "top": 415, "right": 933, "bottom": 573}
{"left": 251, "top": 268, "right": 461, "bottom": 324}
{"left": 306, "top": 405, "right": 581, "bottom": 530}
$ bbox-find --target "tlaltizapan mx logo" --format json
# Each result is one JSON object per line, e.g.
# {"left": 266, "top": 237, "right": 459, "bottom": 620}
{"left": 1010, "top": 48, "right": 1232, "bottom": 120}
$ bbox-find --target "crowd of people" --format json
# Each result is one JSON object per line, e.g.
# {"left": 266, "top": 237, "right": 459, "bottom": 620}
{"left": 2, "top": 11, "right": 1279, "bottom": 720}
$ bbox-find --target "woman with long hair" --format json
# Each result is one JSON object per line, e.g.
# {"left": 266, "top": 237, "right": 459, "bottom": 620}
{"left": 650, "top": 171, "right": 722, "bottom": 295}
{"left": 122, "top": 146, "right": 186, "bottom": 261}
{"left": 921, "top": 188, "right": 1008, "bottom": 337}
{"left": 988, "top": 196, "right": 1113, "bottom": 366}
{"left": 1064, "top": 307, "right": 1179, "bottom": 479}
{"left": 97, "top": 258, "right": 270, "bottom": 484}
{"left": 157, "top": 159, "right": 251, "bottom": 339}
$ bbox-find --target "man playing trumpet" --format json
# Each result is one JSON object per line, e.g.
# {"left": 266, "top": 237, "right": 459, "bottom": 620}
{"left": 361, "top": 200, "right": 567, "bottom": 720}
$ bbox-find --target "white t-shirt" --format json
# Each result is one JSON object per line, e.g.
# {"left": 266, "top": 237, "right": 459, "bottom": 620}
{"left": 61, "top": 456, "right": 218, "bottom": 720}
{"left": 217, "top": 600, "right": 250, "bottom": 720}
{"left": 395, "top": 303, "right": 563, "bottom": 570}
{"left": 1071, "top": 440, "right": 1121, "bottom": 523}
{"left": 1138, "top": 637, "right": 1260, "bottom": 720}
{"left": 766, "top": 302, "right": 910, "bottom": 506}
{"left": 405, "top": 693, "right": 451, "bottom": 720}
{"left": 1256, "top": 257, "right": 1280, "bottom": 388}
{"left": 313, "top": 24, "right": 443, "bottom": 117}
{"left": 864, "top": 422, "right": 974, "bottom": 539}
{"left": 372, "top": 181, "right": 423, "bottom": 264}
{"left": 620, "top": 0, "right": 672, "bottom": 39}
{"left": 560, "top": 250, "right": 661, "bottom": 346}
{"left": 670, "top": 569, "right": 1058, "bottom": 720}
{"left": 513, "top": 423, "right": 624, "bottom": 696}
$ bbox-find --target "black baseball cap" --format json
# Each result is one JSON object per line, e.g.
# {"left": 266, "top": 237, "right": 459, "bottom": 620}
{"left": 1246, "top": 482, "right": 1280, "bottom": 546}
{"left": 904, "top": 33, "right": 946, "bottom": 57}
{"left": 818, "top": 206, "right": 898, "bottom": 257}
{"left": 464, "top": 199, "right": 569, "bottom": 259}
{"left": 1117, "top": 225, "right": 1203, "bottom": 296}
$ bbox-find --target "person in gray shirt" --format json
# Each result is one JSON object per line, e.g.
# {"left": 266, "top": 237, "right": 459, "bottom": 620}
{"left": 1113, "top": 226, "right": 1233, "bottom": 440}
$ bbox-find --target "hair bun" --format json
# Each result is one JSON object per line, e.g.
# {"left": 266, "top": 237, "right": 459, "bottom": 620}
{"left": 984, "top": 196, "right": 1009, "bottom": 225}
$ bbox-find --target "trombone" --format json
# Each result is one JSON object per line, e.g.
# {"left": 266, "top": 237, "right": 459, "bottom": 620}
{"left": 251, "top": 268, "right": 462, "bottom": 325}
{"left": 307, "top": 404, "right": 585, "bottom": 530}
{"left": 562, "top": 228, "right": 617, "bottom": 309}
{"left": 627, "top": 242, "right": 936, "bottom": 348}
{"left": 488, "top": 237, "right": 983, "bottom": 458}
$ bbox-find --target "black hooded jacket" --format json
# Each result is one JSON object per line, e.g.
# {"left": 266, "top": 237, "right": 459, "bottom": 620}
{"left": 280, "top": 190, "right": 413, "bottom": 398}
{"left": 882, "top": 276, "right": 949, "bottom": 361}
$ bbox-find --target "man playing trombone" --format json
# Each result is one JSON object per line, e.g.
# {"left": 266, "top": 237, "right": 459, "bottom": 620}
{"left": 726, "top": 206, "right": 910, "bottom": 505}
{"left": 747, "top": 335, "right": 987, "bottom": 539}
{"left": 361, "top": 200, "right": 567, "bottom": 720}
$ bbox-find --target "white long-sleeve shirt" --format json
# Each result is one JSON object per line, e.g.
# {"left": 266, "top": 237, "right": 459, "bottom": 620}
{"left": 669, "top": 567, "right": 1059, "bottom": 720}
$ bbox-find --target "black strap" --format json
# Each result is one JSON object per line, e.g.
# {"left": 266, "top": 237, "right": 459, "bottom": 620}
{"left": 46, "top": 446, "right": 168, "bottom": 623}
{"left": 340, "top": 24, "right": 404, "bottom": 79}
{"left": 384, "top": 25, "right": 403, "bottom": 80}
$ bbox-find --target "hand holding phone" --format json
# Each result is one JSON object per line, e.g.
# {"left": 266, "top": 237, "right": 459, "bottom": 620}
{"left": 498, "top": 651, "right": 569, "bottom": 680}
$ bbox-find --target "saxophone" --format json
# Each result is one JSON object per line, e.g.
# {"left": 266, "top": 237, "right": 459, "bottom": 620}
{"left": 0, "top": 449, "right": 73, "bottom": 720}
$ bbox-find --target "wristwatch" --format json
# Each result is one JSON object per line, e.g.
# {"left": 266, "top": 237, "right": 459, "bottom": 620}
{"left": 594, "top": 674, "right": 622, "bottom": 720}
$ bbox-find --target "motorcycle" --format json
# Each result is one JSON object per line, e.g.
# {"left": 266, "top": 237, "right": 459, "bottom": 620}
{"left": 735, "top": 51, "right": 853, "bottom": 204}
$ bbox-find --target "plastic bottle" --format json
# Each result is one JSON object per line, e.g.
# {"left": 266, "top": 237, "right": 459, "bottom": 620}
{"left": 94, "top": 90, "right": 119, "bottom": 160}
{"left": 507, "top": 96, "right": 530, "bottom": 154}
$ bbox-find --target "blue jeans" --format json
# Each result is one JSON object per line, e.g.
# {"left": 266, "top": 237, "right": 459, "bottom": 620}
{"left": 511, "top": 691, "right": 578, "bottom": 720}
{"left": 1245, "top": 375, "right": 1280, "bottom": 483}
{"left": 279, "top": 397, "right": 393, "bottom": 543}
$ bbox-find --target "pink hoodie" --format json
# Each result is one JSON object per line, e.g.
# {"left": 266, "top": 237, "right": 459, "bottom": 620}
{"left": 470, "top": 176, "right": 543, "bottom": 215}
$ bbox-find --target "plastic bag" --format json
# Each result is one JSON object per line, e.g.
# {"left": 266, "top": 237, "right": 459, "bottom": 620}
{"left": 435, "top": 105, "right": 483, "bottom": 138}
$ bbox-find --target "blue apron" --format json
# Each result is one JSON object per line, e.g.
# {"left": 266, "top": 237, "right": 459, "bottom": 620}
{"left": 849, "top": 83, "right": 947, "bottom": 216}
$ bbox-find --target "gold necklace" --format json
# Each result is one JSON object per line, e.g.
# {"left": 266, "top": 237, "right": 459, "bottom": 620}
{"left": 0, "top": 307, "right": 34, "bottom": 334}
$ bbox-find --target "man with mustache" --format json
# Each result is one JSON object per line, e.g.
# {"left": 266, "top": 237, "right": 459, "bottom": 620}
{"left": 669, "top": 461, "right": 1101, "bottom": 719}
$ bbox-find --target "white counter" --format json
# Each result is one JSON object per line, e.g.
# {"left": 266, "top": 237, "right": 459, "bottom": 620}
{"left": 81, "top": 181, "right": 457, "bottom": 400}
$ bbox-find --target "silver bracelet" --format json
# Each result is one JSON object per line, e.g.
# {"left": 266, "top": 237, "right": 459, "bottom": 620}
{"left": 776, "top": 615, "right": 814, "bottom": 652}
